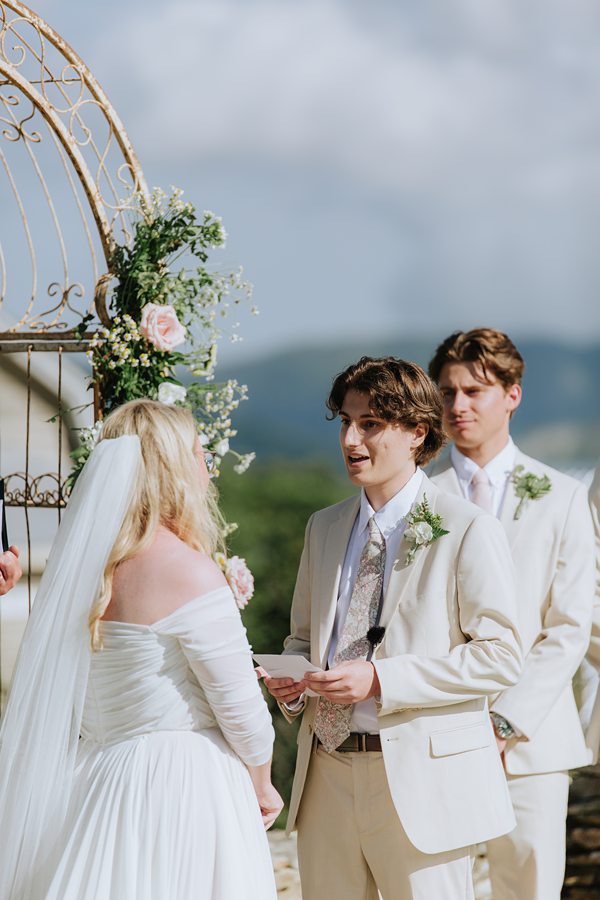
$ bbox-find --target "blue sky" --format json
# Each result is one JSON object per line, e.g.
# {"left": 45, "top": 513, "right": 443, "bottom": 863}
{"left": 8, "top": 0, "right": 600, "bottom": 363}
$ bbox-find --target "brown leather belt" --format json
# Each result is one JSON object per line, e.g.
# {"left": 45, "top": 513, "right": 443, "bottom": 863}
{"left": 323, "top": 733, "right": 382, "bottom": 752}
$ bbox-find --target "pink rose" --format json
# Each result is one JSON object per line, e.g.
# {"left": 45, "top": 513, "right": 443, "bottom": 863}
{"left": 140, "top": 303, "right": 186, "bottom": 351}
{"left": 225, "top": 556, "right": 254, "bottom": 609}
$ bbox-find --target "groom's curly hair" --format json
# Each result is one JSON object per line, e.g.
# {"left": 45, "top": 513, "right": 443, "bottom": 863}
{"left": 326, "top": 356, "right": 446, "bottom": 466}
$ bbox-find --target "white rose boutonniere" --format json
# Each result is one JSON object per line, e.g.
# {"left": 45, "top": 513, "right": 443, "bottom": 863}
{"left": 404, "top": 495, "right": 449, "bottom": 565}
{"left": 511, "top": 465, "right": 552, "bottom": 520}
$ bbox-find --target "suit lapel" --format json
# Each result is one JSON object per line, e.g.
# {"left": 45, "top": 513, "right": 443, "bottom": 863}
{"left": 378, "top": 474, "right": 438, "bottom": 630}
{"left": 317, "top": 496, "right": 360, "bottom": 666}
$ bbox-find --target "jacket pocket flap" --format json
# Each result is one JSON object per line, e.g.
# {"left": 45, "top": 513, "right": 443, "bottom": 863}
{"left": 430, "top": 723, "right": 490, "bottom": 758}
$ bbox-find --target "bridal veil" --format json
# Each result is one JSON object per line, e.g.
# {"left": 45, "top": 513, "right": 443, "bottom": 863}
{"left": 0, "top": 435, "right": 142, "bottom": 899}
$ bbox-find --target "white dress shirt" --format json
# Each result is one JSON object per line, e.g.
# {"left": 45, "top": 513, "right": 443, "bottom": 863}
{"left": 327, "top": 468, "right": 424, "bottom": 733}
{"left": 450, "top": 438, "right": 516, "bottom": 518}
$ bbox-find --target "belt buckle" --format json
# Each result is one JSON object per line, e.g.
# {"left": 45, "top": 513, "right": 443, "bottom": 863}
{"left": 360, "top": 733, "right": 367, "bottom": 752}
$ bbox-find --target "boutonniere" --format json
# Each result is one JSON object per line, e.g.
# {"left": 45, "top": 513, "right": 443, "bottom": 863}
{"left": 404, "top": 495, "right": 449, "bottom": 564}
{"left": 511, "top": 465, "right": 552, "bottom": 520}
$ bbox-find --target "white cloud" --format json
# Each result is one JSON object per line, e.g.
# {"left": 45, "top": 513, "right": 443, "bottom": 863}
{"left": 27, "top": 0, "right": 600, "bottom": 347}
{"left": 95, "top": 0, "right": 600, "bottom": 204}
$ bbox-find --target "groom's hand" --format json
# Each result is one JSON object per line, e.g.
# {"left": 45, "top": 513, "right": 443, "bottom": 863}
{"left": 304, "top": 660, "right": 380, "bottom": 704}
{"left": 262, "top": 675, "right": 306, "bottom": 705}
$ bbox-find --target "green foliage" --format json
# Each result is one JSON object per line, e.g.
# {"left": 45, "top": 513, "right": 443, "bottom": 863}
{"left": 70, "top": 188, "right": 254, "bottom": 487}
{"left": 91, "top": 189, "right": 250, "bottom": 414}
{"left": 109, "top": 191, "right": 229, "bottom": 327}
{"left": 218, "top": 460, "right": 351, "bottom": 824}
{"left": 511, "top": 464, "right": 552, "bottom": 519}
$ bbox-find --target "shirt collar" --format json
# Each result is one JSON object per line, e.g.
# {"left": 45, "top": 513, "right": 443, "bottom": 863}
{"left": 358, "top": 468, "right": 424, "bottom": 539}
{"left": 450, "top": 437, "right": 517, "bottom": 489}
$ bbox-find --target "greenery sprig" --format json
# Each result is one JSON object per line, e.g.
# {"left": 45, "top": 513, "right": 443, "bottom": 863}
{"left": 404, "top": 495, "right": 449, "bottom": 564}
{"left": 511, "top": 465, "right": 552, "bottom": 520}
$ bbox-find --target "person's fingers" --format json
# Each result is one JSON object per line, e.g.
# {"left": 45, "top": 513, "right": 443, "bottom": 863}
{"left": 263, "top": 676, "right": 294, "bottom": 688}
{"left": 304, "top": 670, "right": 339, "bottom": 684}
{"left": 8, "top": 545, "right": 19, "bottom": 559}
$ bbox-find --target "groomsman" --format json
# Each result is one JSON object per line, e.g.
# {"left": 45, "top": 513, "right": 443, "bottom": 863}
{"left": 429, "top": 328, "right": 595, "bottom": 900}
{"left": 265, "top": 356, "right": 522, "bottom": 900}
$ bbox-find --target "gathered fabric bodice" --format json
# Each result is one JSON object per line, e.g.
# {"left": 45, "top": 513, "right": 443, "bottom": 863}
{"left": 81, "top": 625, "right": 216, "bottom": 744}
{"left": 80, "top": 586, "right": 274, "bottom": 767}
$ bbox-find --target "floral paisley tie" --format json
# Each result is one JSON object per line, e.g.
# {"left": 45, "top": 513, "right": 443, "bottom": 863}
{"left": 313, "top": 516, "right": 386, "bottom": 752}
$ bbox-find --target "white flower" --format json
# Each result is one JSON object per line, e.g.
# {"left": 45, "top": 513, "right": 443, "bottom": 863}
{"left": 80, "top": 421, "right": 103, "bottom": 451}
{"left": 405, "top": 522, "right": 433, "bottom": 546}
{"left": 158, "top": 382, "right": 187, "bottom": 405}
{"left": 233, "top": 452, "right": 256, "bottom": 474}
{"left": 214, "top": 438, "right": 229, "bottom": 457}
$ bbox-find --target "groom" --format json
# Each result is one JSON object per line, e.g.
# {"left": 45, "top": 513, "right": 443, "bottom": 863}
{"left": 428, "top": 328, "right": 595, "bottom": 900}
{"left": 265, "top": 356, "right": 522, "bottom": 900}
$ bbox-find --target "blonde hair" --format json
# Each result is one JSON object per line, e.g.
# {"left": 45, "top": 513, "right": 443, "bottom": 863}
{"left": 89, "top": 399, "right": 225, "bottom": 648}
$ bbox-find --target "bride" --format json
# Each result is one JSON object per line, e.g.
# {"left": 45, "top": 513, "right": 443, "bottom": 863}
{"left": 0, "top": 399, "right": 281, "bottom": 899}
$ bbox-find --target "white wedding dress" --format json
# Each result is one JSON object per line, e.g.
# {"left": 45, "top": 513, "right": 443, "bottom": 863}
{"left": 35, "top": 586, "right": 277, "bottom": 900}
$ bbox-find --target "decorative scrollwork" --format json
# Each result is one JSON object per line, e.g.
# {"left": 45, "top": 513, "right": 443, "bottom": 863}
{"left": 3, "top": 472, "right": 70, "bottom": 508}
{"left": 0, "top": 0, "right": 148, "bottom": 335}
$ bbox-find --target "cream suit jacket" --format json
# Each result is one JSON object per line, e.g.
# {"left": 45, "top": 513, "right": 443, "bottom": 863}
{"left": 283, "top": 474, "right": 522, "bottom": 855}
{"left": 431, "top": 449, "right": 595, "bottom": 775}
{"left": 585, "top": 467, "right": 600, "bottom": 761}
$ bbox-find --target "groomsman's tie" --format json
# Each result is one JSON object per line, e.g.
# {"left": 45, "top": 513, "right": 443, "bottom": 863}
{"left": 313, "top": 516, "right": 386, "bottom": 753}
{"left": 470, "top": 468, "right": 493, "bottom": 513}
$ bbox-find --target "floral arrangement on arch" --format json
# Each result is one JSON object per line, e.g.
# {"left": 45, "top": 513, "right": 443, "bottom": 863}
{"left": 70, "top": 187, "right": 256, "bottom": 608}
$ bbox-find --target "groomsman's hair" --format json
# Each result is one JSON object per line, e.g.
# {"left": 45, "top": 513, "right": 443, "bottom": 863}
{"left": 326, "top": 356, "right": 446, "bottom": 466}
{"left": 428, "top": 328, "right": 525, "bottom": 389}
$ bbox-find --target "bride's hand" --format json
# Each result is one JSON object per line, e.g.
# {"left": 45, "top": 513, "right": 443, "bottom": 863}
{"left": 247, "top": 761, "right": 284, "bottom": 828}
{"left": 254, "top": 781, "right": 284, "bottom": 829}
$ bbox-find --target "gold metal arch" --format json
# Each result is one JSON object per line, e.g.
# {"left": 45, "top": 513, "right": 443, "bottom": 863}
{"left": 0, "top": 0, "right": 149, "bottom": 609}
{"left": 0, "top": 0, "right": 148, "bottom": 343}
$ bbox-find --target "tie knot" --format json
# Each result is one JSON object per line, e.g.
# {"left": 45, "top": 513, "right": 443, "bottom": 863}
{"left": 367, "top": 516, "right": 384, "bottom": 542}
{"left": 470, "top": 468, "right": 493, "bottom": 512}
{"left": 471, "top": 468, "right": 490, "bottom": 487}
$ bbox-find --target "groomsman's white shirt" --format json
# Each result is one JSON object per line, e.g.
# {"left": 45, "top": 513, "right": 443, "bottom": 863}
{"left": 328, "top": 469, "right": 422, "bottom": 733}
{"left": 450, "top": 438, "right": 515, "bottom": 517}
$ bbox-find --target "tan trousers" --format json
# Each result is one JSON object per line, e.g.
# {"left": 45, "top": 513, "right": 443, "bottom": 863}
{"left": 486, "top": 770, "right": 570, "bottom": 900}
{"left": 296, "top": 744, "right": 475, "bottom": 900}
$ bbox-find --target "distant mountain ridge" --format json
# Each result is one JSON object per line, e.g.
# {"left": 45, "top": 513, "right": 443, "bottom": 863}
{"left": 221, "top": 338, "right": 600, "bottom": 469}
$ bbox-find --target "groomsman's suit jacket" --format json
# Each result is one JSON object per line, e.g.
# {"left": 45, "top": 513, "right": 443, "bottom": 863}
{"left": 585, "top": 467, "right": 600, "bottom": 759}
{"left": 283, "top": 474, "right": 522, "bottom": 855}
{"left": 431, "top": 449, "right": 596, "bottom": 774}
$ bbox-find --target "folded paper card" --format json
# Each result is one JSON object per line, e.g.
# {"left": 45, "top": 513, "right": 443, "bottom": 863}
{"left": 253, "top": 654, "right": 323, "bottom": 697}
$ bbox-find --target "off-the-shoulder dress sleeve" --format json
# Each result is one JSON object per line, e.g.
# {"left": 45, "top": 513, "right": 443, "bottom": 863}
{"left": 152, "top": 586, "right": 274, "bottom": 766}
